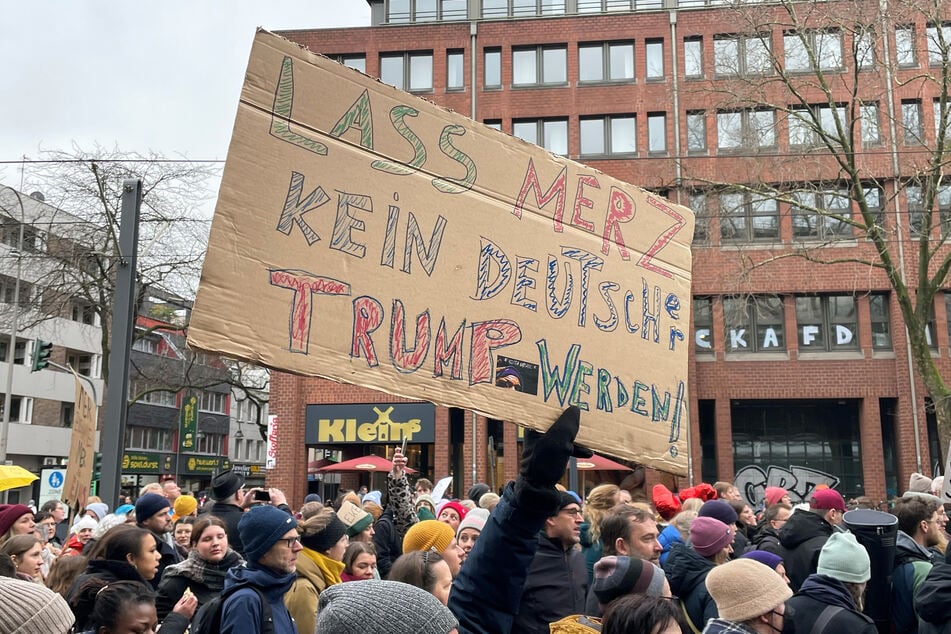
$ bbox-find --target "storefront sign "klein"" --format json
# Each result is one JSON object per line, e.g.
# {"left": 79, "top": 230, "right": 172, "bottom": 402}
{"left": 305, "top": 403, "right": 436, "bottom": 444}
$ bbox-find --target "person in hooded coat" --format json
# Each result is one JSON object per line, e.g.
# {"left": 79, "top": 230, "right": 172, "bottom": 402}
{"left": 916, "top": 544, "right": 951, "bottom": 634}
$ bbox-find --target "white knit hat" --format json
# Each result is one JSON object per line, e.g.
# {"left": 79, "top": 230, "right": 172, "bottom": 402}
{"left": 0, "top": 577, "right": 75, "bottom": 633}
{"left": 817, "top": 533, "right": 870, "bottom": 583}
{"left": 71, "top": 515, "right": 97, "bottom": 534}
{"left": 456, "top": 508, "right": 489, "bottom": 539}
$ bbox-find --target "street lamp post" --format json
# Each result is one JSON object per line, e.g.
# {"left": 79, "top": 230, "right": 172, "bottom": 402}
{"left": 0, "top": 187, "right": 26, "bottom": 503}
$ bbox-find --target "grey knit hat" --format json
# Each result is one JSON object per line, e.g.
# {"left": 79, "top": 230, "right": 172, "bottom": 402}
{"left": 0, "top": 576, "right": 75, "bottom": 633}
{"left": 317, "top": 580, "right": 458, "bottom": 633}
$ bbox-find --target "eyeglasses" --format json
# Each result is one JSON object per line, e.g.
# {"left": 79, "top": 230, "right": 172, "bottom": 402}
{"left": 561, "top": 507, "right": 582, "bottom": 516}
{"left": 281, "top": 537, "right": 301, "bottom": 548}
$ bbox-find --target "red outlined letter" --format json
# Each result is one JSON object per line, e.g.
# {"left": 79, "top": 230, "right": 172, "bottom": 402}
{"left": 269, "top": 269, "right": 350, "bottom": 354}
{"left": 571, "top": 175, "right": 600, "bottom": 232}
{"left": 352, "top": 296, "right": 384, "bottom": 367}
{"left": 512, "top": 159, "right": 568, "bottom": 232}
{"left": 638, "top": 195, "right": 687, "bottom": 279}
{"left": 389, "top": 299, "right": 432, "bottom": 374}
{"left": 602, "top": 187, "right": 635, "bottom": 260}
{"left": 468, "top": 320, "right": 522, "bottom": 385}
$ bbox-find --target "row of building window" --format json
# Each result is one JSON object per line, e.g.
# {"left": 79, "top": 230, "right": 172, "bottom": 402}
{"left": 342, "top": 23, "right": 951, "bottom": 93}
{"left": 124, "top": 426, "right": 226, "bottom": 455}
{"left": 694, "top": 292, "right": 950, "bottom": 354}
{"left": 129, "top": 382, "right": 229, "bottom": 414}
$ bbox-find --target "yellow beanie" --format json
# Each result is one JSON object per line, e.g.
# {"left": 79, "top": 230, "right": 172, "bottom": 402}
{"left": 402, "top": 519, "right": 455, "bottom": 553}
{"left": 172, "top": 495, "right": 197, "bottom": 521}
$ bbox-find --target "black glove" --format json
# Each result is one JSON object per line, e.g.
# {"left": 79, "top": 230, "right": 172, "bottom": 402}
{"left": 519, "top": 406, "right": 592, "bottom": 489}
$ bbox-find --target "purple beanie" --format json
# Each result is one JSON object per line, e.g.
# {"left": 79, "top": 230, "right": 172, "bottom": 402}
{"left": 698, "top": 499, "right": 738, "bottom": 525}
{"left": 690, "top": 516, "right": 734, "bottom": 557}
{"left": 741, "top": 549, "right": 784, "bottom": 570}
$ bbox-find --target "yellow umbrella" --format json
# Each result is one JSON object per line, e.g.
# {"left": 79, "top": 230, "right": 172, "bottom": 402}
{"left": 0, "top": 465, "right": 38, "bottom": 492}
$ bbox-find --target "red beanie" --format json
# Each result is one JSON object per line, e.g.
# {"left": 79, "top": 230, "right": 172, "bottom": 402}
{"left": 764, "top": 487, "right": 788, "bottom": 507}
{"left": 438, "top": 500, "right": 468, "bottom": 523}
{"left": 0, "top": 504, "right": 32, "bottom": 536}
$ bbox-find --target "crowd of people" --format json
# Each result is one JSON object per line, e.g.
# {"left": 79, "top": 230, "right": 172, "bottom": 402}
{"left": 0, "top": 407, "right": 949, "bottom": 633}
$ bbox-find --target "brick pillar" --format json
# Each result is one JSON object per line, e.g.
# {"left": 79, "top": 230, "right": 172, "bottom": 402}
{"left": 503, "top": 420, "right": 519, "bottom": 483}
{"left": 860, "top": 397, "right": 886, "bottom": 503}
{"left": 434, "top": 406, "right": 450, "bottom": 482}
{"left": 461, "top": 411, "right": 487, "bottom": 493}
{"left": 715, "top": 398, "right": 734, "bottom": 482}
{"left": 267, "top": 372, "right": 307, "bottom": 508}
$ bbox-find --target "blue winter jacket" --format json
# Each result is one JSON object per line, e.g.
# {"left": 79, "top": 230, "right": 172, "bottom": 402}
{"left": 220, "top": 562, "right": 298, "bottom": 634}
{"left": 658, "top": 523, "right": 684, "bottom": 565}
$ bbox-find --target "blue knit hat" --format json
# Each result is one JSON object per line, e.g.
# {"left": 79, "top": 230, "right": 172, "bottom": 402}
{"left": 741, "top": 549, "right": 783, "bottom": 570}
{"left": 134, "top": 493, "right": 170, "bottom": 522}
{"left": 239, "top": 505, "right": 297, "bottom": 564}
{"left": 698, "top": 499, "right": 738, "bottom": 525}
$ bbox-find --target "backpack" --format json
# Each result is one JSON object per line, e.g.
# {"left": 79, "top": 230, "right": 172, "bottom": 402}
{"left": 191, "top": 582, "right": 275, "bottom": 634}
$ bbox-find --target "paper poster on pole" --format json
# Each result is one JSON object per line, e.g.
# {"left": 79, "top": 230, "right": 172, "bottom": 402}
{"left": 63, "top": 377, "right": 97, "bottom": 513}
{"left": 187, "top": 30, "right": 694, "bottom": 475}
{"left": 266, "top": 414, "right": 279, "bottom": 470}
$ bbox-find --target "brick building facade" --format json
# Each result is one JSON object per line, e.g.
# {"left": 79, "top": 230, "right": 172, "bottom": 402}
{"left": 264, "top": 0, "right": 951, "bottom": 508}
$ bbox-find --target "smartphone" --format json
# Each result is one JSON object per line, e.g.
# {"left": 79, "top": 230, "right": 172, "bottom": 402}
{"left": 400, "top": 437, "right": 408, "bottom": 456}
{"left": 253, "top": 489, "right": 271, "bottom": 502}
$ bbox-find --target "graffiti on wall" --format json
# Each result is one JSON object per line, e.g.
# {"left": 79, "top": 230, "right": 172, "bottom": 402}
{"left": 734, "top": 464, "right": 840, "bottom": 508}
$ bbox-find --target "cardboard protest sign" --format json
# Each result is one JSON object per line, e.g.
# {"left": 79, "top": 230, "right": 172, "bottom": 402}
{"left": 188, "top": 29, "right": 694, "bottom": 474}
{"left": 63, "top": 375, "right": 97, "bottom": 513}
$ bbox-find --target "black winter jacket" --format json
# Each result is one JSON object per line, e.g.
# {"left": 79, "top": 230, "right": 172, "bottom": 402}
{"left": 786, "top": 574, "right": 876, "bottom": 634}
{"left": 663, "top": 541, "right": 717, "bottom": 632}
{"left": 513, "top": 531, "right": 588, "bottom": 634}
{"left": 373, "top": 508, "right": 401, "bottom": 579}
{"left": 749, "top": 525, "right": 782, "bottom": 554}
{"left": 777, "top": 509, "right": 834, "bottom": 591}
{"left": 916, "top": 560, "right": 951, "bottom": 634}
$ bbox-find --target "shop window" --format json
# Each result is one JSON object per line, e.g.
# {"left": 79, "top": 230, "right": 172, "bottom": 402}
{"left": 379, "top": 52, "right": 433, "bottom": 92}
{"left": 684, "top": 37, "right": 703, "bottom": 78}
{"left": 790, "top": 189, "right": 853, "bottom": 240}
{"left": 719, "top": 192, "right": 779, "bottom": 242}
{"left": 484, "top": 48, "right": 501, "bottom": 89}
{"left": 694, "top": 296, "right": 714, "bottom": 353}
{"left": 795, "top": 295, "right": 859, "bottom": 352}
{"left": 513, "top": 45, "right": 567, "bottom": 87}
{"left": 447, "top": 50, "right": 464, "bottom": 90}
{"left": 579, "top": 115, "right": 636, "bottom": 156}
{"left": 723, "top": 295, "right": 785, "bottom": 353}
{"left": 880, "top": 398, "right": 899, "bottom": 498}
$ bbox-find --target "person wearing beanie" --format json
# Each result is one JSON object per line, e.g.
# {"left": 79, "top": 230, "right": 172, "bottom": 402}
{"left": 0, "top": 504, "right": 34, "bottom": 542}
{"left": 911, "top": 472, "right": 935, "bottom": 494}
{"left": 0, "top": 575, "right": 74, "bottom": 633}
{"left": 740, "top": 550, "right": 789, "bottom": 584}
{"left": 84, "top": 502, "right": 109, "bottom": 522}
{"left": 337, "top": 500, "right": 375, "bottom": 542}
{"left": 703, "top": 558, "right": 792, "bottom": 634}
{"left": 416, "top": 493, "right": 438, "bottom": 520}
{"left": 777, "top": 488, "right": 845, "bottom": 591}
{"left": 447, "top": 406, "right": 592, "bottom": 634}
{"left": 304, "top": 493, "right": 322, "bottom": 505}
{"left": 215, "top": 505, "right": 300, "bottom": 634}
{"left": 285, "top": 507, "right": 350, "bottom": 634}
{"left": 170, "top": 495, "right": 198, "bottom": 523}
{"left": 663, "top": 516, "right": 734, "bottom": 632}
{"left": 455, "top": 508, "right": 489, "bottom": 564}
{"left": 437, "top": 500, "right": 468, "bottom": 531}
{"left": 785, "top": 533, "right": 876, "bottom": 633}
{"left": 317, "top": 579, "right": 458, "bottom": 633}
{"left": 206, "top": 468, "right": 248, "bottom": 556}
{"left": 584, "top": 555, "right": 669, "bottom": 616}
{"left": 134, "top": 492, "right": 181, "bottom": 588}
{"left": 698, "top": 499, "right": 739, "bottom": 526}
{"left": 403, "top": 519, "right": 465, "bottom": 578}
{"left": 931, "top": 476, "right": 945, "bottom": 498}
{"left": 513, "top": 491, "right": 588, "bottom": 633}
{"left": 764, "top": 487, "right": 791, "bottom": 508}
{"left": 466, "top": 482, "right": 491, "bottom": 505}
{"left": 59, "top": 515, "right": 98, "bottom": 557}
{"left": 363, "top": 490, "right": 382, "bottom": 507}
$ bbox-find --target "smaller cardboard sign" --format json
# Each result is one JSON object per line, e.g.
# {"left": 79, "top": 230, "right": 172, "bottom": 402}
{"left": 63, "top": 378, "right": 97, "bottom": 513}
{"left": 266, "top": 414, "right": 279, "bottom": 470}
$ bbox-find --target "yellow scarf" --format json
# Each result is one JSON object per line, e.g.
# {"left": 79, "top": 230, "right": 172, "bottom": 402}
{"left": 301, "top": 547, "right": 344, "bottom": 586}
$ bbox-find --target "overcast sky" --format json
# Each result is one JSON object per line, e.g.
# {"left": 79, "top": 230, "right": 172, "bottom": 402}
{"left": 0, "top": 1, "right": 370, "bottom": 185}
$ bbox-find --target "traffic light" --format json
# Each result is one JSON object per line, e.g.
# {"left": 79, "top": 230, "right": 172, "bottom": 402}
{"left": 31, "top": 339, "right": 52, "bottom": 372}
{"left": 91, "top": 452, "right": 102, "bottom": 495}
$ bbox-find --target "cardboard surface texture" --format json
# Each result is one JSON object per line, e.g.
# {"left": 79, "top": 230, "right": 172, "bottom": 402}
{"left": 188, "top": 30, "right": 695, "bottom": 475}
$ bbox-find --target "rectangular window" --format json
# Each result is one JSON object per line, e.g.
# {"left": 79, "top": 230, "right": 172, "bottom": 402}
{"left": 720, "top": 192, "right": 779, "bottom": 242}
{"left": 379, "top": 52, "right": 434, "bottom": 92}
{"left": 871, "top": 293, "right": 892, "bottom": 350}
{"left": 482, "top": 0, "right": 507, "bottom": 17}
{"left": 796, "top": 295, "right": 859, "bottom": 351}
{"left": 647, "top": 113, "right": 666, "bottom": 153}
{"left": 484, "top": 48, "right": 501, "bottom": 88}
{"left": 936, "top": 98, "right": 950, "bottom": 140}
{"left": 196, "top": 433, "right": 224, "bottom": 456}
{"left": 513, "top": 118, "right": 568, "bottom": 154}
{"left": 907, "top": 183, "right": 951, "bottom": 236}
{"left": 902, "top": 100, "right": 923, "bottom": 144}
{"left": 791, "top": 189, "right": 853, "bottom": 240}
{"left": 694, "top": 297, "right": 714, "bottom": 353}
{"left": 896, "top": 26, "right": 916, "bottom": 67}
{"left": 199, "top": 391, "right": 227, "bottom": 414}
{"left": 684, "top": 37, "right": 703, "bottom": 78}
{"left": 784, "top": 31, "right": 842, "bottom": 72}
{"left": 856, "top": 29, "right": 875, "bottom": 69}
{"left": 579, "top": 42, "right": 634, "bottom": 83}
{"left": 0, "top": 339, "right": 26, "bottom": 365}
{"left": 579, "top": 115, "right": 636, "bottom": 155}
{"left": 0, "top": 274, "right": 32, "bottom": 308}
{"left": 861, "top": 103, "right": 881, "bottom": 146}
{"left": 484, "top": 119, "right": 502, "bottom": 130}
{"left": 716, "top": 109, "right": 775, "bottom": 150}
{"left": 66, "top": 353, "right": 97, "bottom": 378}
{"left": 691, "top": 192, "right": 710, "bottom": 244}
{"left": 646, "top": 39, "right": 664, "bottom": 79}
{"left": 331, "top": 54, "right": 366, "bottom": 73}
{"left": 686, "top": 111, "right": 707, "bottom": 153}
{"left": 447, "top": 50, "right": 464, "bottom": 90}
{"left": 723, "top": 296, "right": 785, "bottom": 353}
{"left": 442, "top": 0, "right": 467, "bottom": 19}
{"left": 788, "top": 104, "right": 846, "bottom": 147}
{"left": 927, "top": 23, "right": 950, "bottom": 66}
{"left": 513, "top": 46, "right": 567, "bottom": 87}
{"left": 714, "top": 34, "right": 771, "bottom": 77}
